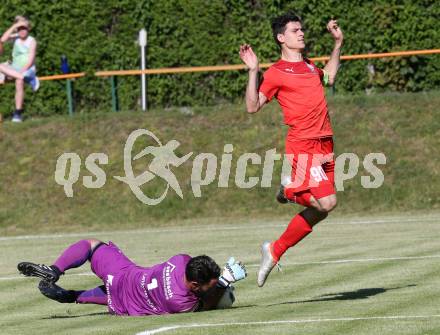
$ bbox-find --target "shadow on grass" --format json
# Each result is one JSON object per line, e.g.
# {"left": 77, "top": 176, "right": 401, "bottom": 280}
{"left": 267, "top": 284, "right": 416, "bottom": 307}
{"left": 230, "top": 304, "right": 258, "bottom": 309}
{"left": 39, "top": 285, "right": 416, "bottom": 317}
{"left": 42, "top": 312, "right": 109, "bottom": 319}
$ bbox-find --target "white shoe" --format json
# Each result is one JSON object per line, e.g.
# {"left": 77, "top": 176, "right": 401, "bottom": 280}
{"left": 257, "top": 241, "right": 277, "bottom": 287}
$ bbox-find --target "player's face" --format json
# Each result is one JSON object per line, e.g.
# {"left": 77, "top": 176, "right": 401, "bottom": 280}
{"left": 278, "top": 21, "right": 305, "bottom": 51}
{"left": 198, "top": 278, "right": 218, "bottom": 294}
{"left": 191, "top": 278, "right": 219, "bottom": 295}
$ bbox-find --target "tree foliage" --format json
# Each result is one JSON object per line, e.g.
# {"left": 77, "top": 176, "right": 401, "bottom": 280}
{"left": 0, "top": 0, "right": 439, "bottom": 116}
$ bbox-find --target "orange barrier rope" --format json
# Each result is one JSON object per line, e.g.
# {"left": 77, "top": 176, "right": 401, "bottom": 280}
{"left": 312, "top": 49, "right": 440, "bottom": 62}
{"left": 39, "top": 72, "right": 86, "bottom": 81}
{"left": 95, "top": 49, "right": 440, "bottom": 77}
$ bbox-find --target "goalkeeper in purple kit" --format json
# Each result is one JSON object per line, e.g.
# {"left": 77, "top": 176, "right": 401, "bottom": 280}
{"left": 18, "top": 239, "right": 247, "bottom": 316}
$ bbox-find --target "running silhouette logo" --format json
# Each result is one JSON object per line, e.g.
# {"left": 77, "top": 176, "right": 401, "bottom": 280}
{"left": 54, "top": 128, "right": 386, "bottom": 205}
{"left": 114, "top": 129, "right": 192, "bottom": 205}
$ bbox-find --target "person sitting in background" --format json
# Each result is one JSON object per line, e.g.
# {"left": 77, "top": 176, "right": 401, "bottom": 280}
{"left": 0, "top": 16, "right": 40, "bottom": 122}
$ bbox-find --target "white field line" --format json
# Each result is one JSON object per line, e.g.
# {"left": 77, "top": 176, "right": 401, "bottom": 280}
{"left": 2, "top": 254, "right": 440, "bottom": 281}
{"left": 1, "top": 216, "right": 439, "bottom": 242}
{"left": 136, "top": 314, "right": 440, "bottom": 335}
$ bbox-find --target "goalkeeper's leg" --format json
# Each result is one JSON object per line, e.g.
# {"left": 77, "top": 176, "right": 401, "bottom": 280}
{"left": 38, "top": 280, "right": 83, "bottom": 303}
{"left": 18, "top": 239, "right": 105, "bottom": 283}
{"left": 39, "top": 281, "right": 107, "bottom": 305}
{"left": 76, "top": 285, "right": 108, "bottom": 305}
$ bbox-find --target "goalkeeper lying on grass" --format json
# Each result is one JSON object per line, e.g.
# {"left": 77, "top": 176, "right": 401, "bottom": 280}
{"left": 18, "top": 239, "right": 246, "bottom": 316}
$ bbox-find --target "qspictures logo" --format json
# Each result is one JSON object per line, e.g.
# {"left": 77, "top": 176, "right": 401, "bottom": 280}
{"left": 54, "top": 129, "right": 386, "bottom": 205}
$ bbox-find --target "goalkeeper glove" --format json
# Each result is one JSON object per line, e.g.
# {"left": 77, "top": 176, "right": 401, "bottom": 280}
{"left": 218, "top": 257, "right": 247, "bottom": 288}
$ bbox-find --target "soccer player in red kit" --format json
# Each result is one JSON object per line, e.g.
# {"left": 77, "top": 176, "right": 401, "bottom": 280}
{"left": 239, "top": 12, "right": 343, "bottom": 287}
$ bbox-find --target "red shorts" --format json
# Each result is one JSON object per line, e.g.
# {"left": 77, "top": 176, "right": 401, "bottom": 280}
{"left": 285, "top": 137, "right": 335, "bottom": 199}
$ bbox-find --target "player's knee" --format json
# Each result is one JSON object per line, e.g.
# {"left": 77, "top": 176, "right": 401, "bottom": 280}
{"left": 317, "top": 197, "right": 337, "bottom": 213}
{"left": 88, "top": 239, "right": 103, "bottom": 250}
{"left": 309, "top": 196, "right": 321, "bottom": 210}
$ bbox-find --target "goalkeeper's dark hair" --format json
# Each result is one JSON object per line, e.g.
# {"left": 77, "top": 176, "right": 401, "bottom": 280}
{"left": 186, "top": 255, "right": 221, "bottom": 285}
{"left": 271, "top": 12, "right": 302, "bottom": 47}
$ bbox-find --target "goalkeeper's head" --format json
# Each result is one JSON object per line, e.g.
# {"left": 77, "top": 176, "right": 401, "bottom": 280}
{"left": 185, "top": 255, "right": 220, "bottom": 295}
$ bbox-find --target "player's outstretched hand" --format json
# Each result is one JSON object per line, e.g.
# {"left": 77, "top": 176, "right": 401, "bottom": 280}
{"left": 218, "top": 257, "right": 247, "bottom": 288}
{"left": 327, "top": 19, "right": 343, "bottom": 47}
{"left": 239, "top": 44, "right": 259, "bottom": 72}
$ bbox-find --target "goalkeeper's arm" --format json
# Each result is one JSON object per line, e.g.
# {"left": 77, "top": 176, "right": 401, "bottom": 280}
{"left": 198, "top": 257, "right": 247, "bottom": 311}
{"left": 197, "top": 286, "right": 227, "bottom": 311}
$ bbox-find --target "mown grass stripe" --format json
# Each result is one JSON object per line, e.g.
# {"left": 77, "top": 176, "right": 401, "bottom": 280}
{"left": 136, "top": 315, "right": 440, "bottom": 335}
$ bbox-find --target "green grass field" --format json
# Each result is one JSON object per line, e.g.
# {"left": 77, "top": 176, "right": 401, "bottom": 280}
{"left": 1, "top": 212, "right": 440, "bottom": 335}
{"left": 1, "top": 91, "right": 439, "bottom": 333}
{"left": 1, "top": 91, "right": 439, "bottom": 235}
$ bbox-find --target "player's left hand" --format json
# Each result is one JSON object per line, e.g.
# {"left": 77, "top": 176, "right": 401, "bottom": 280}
{"left": 218, "top": 257, "right": 247, "bottom": 288}
{"left": 327, "top": 19, "right": 343, "bottom": 47}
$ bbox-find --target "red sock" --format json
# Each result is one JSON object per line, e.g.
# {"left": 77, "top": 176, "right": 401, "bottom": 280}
{"left": 284, "top": 188, "right": 312, "bottom": 207}
{"left": 272, "top": 214, "right": 313, "bottom": 261}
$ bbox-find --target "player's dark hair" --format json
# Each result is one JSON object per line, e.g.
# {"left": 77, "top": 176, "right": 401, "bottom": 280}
{"left": 186, "top": 255, "right": 220, "bottom": 285}
{"left": 271, "top": 12, "right": 302, "bottom": 47}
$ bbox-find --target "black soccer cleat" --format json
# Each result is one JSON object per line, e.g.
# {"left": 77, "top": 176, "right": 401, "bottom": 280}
{"left": 17, "top": 262, "right": 61, "bottom": 283}
{"left": 276, "top": 184, "right": 289, "bottom": 204}
{"left": 38, "top": 280, "right": 81, "bottom": 304}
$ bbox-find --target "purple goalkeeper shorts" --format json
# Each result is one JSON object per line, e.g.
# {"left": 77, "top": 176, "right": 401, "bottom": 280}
{"left": 90, "top": 241, "right": 136, "bottom": 282}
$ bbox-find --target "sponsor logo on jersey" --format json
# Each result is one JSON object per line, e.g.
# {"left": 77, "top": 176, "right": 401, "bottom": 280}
{"left": 106, "top": 274, "right": 116, "bottom": 313}
{"left": 163, "top": 262, "right": 176, "bottom": 300}
{"left": 306, "top": 62, "right": 315, "bottom": 72}
{"left": 140, "top": 275, "right": 159, "bottom": 311}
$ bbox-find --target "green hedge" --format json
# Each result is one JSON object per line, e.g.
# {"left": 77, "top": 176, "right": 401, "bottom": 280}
{"left": 0, "top": 0, "right": 439, "bottom": 116}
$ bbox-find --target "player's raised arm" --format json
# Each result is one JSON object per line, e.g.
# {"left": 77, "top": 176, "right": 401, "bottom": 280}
{"left": 239, "top": 44, "right": 267, "bottom": 113}
{"left": 323, "top": 19, "right": 344, "bottom": 86}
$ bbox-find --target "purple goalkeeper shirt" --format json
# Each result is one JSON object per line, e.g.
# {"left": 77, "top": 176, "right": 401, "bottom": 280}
{"left": 106, "top": 254, "right": 199, "bottom": 316}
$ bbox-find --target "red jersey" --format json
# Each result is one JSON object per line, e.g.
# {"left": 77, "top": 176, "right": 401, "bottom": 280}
{"left": 259, "top": 58, "right": 333, "bottom": 140}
